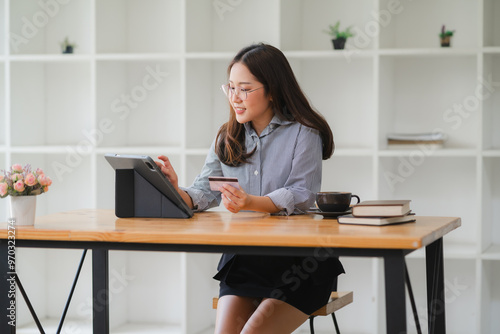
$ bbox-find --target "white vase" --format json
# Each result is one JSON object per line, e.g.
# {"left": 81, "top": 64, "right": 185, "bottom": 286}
{"left": 9, "top": 196, "right": 37, "bottom": 226}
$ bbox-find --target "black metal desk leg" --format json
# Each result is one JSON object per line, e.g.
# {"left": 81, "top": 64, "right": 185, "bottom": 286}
{"left": 0, "top": 240, "right": 16, "bottom": 333}
{"left": 384, "top": 251, "right": 407, "bottom": 334}
{"left": 92, "top": 249, "right": 109, "bottom": 334}
{"left": 426, "top": 238, "right": 446, "bottom": 334}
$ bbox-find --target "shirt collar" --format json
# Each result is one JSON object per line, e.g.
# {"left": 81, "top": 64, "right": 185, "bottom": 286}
{"left": 244, "top": 115, "right": 294, "bottom": 138}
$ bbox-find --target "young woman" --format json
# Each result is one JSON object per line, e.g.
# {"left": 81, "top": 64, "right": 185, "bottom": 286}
{"left": 156, "top": 43, "right": 344, "bottom": 334}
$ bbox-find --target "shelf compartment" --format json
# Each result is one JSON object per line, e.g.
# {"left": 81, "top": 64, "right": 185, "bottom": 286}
{"left": 96, "top": 152, "right": 182, "bottom": 210}
{"left": 378, "top": 156, "right": 477, "bottom": 245}
{"left": 317, "top": 257, "right": 375, "bottom": 334}
{"left": 184, "top": 253, "right": 220, "bottom": 333}
{"left": 290, "top": 57, "right": 375, "bottom": 150}
{"left": 96, "top": 60, "right": 181, "bottom": 148}
{"left": 406, "top": 258, "right": 477, "bottom": 334}
{"left": 14, "top": 248, "right": 48, "bottom": 328}
{"left": 125, "top": 251, "right": 183, "bottom": 325}
{"left": 482, "top": 157, "right": 500, "bottom": 252}
{"left": 0, "top": 62, "right": 4, "bottom": 146}
{"left": 279, "top": 0, "right": 375, "bottom": 51}
{"left": 378, "top": 0, "right": 478, "bottom": 49}
{"left": 321, "top": 156, "right": 375, "bottom": 200}
{"left": 0, "top": 0, "right": 5, "bottom": 55}
{"left": 378, "top": 55, "right": 479, "bottom": 150}
{"left": 185, "top": 155, "right": 207, "bottom": 190}
{"left": 481, "top": 260, "right": 500, "bottom": 333}
{"left": 9, "top": 0, "right": 91, "bottom": 55}
{"left": 185, "top": 59, "right": 229, "bottom": 150}
{"left": 96, "top": 0, "right": 182, "bottom": 54}
{"left": 483, "top": 244, "right": 500, "bottom": 260}
{"left": 483, "top": 0, "right": 500, "bottom": 47}
{"left": 10, "top": 61, "right": 92, "bottom": 146}
{"left": 482, "top": 54, "right": 500, "bottom": 150}
{"left": 10, "top": 153, "right": 93, "bottom": 217}
{"left": 185, "top": 0, "right": 280, "bottom": 53}
{"left": 0, "top": 154, "right": 6, "bottom": 220}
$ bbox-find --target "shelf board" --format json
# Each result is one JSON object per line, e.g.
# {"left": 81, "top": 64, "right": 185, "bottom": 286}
{"left": 185, "top": 52, "right": 234, "bottom": 60}
{"left": 333, "top": 148, "right": 374, "bottom": 157}
{"left": 283, "top": 49, "right": 375, "bottom": 59}
{"left": 10, "top": 146, "right": 78, "bottom": 154}
{"left": 378, "top": 148, "right": 477, "bottom": 157}
{"left": 185, "top": 148, "right": 210, "bottom": 156}
{"left": 483, "top": 47, "right": 500, "bottom": 54}
{"left": 482, "top": 244, "right": 500, "bottom": 260}
{"left": 9, "top": 54, "right": 91, "bottom": 63}
{"left": 378, "top": 48, "right": 478, "bottom": 57}
{"left": 483, "top": 150, "right": 500, "bottom": 157}
{"left": 17, "top": 319, "right": 183, "bottom": 334}
{"left": 95, "top": 146, "right": 183, "bottom": 155}
{"left": 96, "top": 53, "right": 182, "bottom": 61}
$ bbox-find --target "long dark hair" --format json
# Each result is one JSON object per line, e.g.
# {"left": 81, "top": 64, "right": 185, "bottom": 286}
{"left": 216, "top": 43, "right": 334, "bottom": 166}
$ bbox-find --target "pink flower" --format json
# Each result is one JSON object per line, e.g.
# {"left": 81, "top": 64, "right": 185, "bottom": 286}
{"left": 14, "top": 180, "right": 25, "bottom": 193}
{"left": 11, "top": 173, "right": 22, "bottom": 182}
{"left": 11, "top": 164, "right": 23, "bottom": 173}
{"left": 35, "top": 168, "right": 44, "bottom": 175}
{"left": 0, "top": 183, "right": 8, "bottom": 197}
{"left": 38, "top": 174, "right": 51, "bottom": 186}
{"left": 43, "top": 185, "right": 49, "bottom": 193}
{"left": 25, "top": 173, "right": 37, "bottom": 186}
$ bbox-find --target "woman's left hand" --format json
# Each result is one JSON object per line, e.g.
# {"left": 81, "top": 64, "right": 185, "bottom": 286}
{"left": 220, "top": 184, "right": 251, "bottom": 213}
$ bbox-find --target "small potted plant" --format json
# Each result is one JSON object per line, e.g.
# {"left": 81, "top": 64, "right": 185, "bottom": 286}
{"left": 60, "top": 36, "right": 77, "bottom": 54}
{"left": 323, "top": 21, "right": 354, "bottom": 50}
{"left": 439, "top": 25, "right": 455, "bottom": 47}
{"left": 0, "top": 164, "right": 52, "bottom": 225}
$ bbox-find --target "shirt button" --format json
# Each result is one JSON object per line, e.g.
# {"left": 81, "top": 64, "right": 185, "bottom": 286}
{"left": 254, "top": 170, "right": 259, "bottom": 176}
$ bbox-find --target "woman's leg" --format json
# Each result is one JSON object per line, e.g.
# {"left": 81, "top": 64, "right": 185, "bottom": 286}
{"left": 215, "top": 295, "right": 261, "bottom": 334}
{"left": 241, "top": 298, "right": 309, "bottom": 334}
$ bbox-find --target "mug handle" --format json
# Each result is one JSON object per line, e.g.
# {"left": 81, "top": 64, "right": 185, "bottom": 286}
{"left": 351, "top": 195, "right": 360, "bottom": 205}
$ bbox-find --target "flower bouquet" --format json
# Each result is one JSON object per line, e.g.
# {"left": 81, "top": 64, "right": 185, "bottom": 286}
{"left": 1, "top": 164, "right": 52, "bottom": 225}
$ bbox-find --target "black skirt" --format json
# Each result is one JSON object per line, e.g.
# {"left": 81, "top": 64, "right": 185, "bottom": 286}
{"left": 214, "top": 253, "right": 345, "bottom": 315}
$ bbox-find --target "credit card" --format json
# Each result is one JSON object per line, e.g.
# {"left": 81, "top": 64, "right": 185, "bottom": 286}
{"left": 208, "top": 176, "right": 240, "bottom": 191}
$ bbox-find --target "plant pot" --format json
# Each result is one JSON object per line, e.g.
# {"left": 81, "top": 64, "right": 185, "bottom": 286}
{"left": 332, "top": 38, "right": 347, "bottom": 50}
{"left": 9, "top": 195, "right": 37, "bottom": 226}
{"left": 63, "top": 46, "right": 74, "bottom": 54}
{"left": 440, "top": 36, "right": 451, "bottom": 47}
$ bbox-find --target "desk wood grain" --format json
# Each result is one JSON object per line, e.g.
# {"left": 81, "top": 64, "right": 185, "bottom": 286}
{"left": 0, "top": 209, "right": 460, "bottom": 249}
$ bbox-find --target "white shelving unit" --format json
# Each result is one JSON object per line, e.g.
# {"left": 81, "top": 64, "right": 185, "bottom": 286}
{"left": 1, "top": 0, "right": 499, "bottom": 333}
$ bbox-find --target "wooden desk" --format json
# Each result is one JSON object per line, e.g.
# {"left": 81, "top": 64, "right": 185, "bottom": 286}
{"left": 0, "top": 209, "right": 460, "bottom": 334}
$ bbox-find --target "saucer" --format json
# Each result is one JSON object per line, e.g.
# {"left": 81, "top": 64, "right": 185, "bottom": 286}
{"left": 307, "top": 208, "right": 352, "bottom": 219}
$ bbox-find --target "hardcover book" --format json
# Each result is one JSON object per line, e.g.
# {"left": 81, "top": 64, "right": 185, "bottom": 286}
{"left": 337, "top": 213, "right": 416, "bottom": 226}
{"left": 352, "top": 200, "right": 411, "bottom": 217}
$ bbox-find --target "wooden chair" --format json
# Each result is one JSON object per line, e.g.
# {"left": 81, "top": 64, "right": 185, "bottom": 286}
{"left": 212, "top": 291, "right": 353, "bottom": 334}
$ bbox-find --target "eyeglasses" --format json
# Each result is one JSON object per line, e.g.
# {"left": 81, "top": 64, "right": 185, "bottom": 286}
{"left": 221, "top": 84, "right": 264, "bottom": 101}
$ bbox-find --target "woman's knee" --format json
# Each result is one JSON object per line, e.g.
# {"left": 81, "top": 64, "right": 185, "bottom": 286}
{"left": 214, "top": 295, "right": 260, "bottom": 334}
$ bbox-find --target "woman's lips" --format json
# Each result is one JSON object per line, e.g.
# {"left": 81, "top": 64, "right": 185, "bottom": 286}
{"left": 234, "top": 107, "right": 246, "bottom": 114}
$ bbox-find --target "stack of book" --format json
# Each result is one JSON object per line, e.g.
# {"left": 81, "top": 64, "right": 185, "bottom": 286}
{"left": 386, "top": 132, "right": 447, "bottom": 149}
{"left": 337, "top": 200, "right": 415, "bottom": 225}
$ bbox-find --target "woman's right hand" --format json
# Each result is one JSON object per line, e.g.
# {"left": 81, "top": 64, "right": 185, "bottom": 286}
{"left": 155, "top": 155, "right": 179, "bottom": 190}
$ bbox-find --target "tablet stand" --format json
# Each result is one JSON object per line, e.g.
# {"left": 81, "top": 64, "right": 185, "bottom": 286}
{"left": 114, "top": 169, "right": 190, "bottom": 218}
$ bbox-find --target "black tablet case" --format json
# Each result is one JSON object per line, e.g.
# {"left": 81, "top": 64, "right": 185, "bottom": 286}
{"left": 115, "top": 169, "right": 190, "bottom": 218}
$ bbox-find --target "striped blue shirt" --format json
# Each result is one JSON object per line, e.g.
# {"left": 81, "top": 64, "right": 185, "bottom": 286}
{"left": 182, "top": 115, "right": 323, "bottom": 215}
